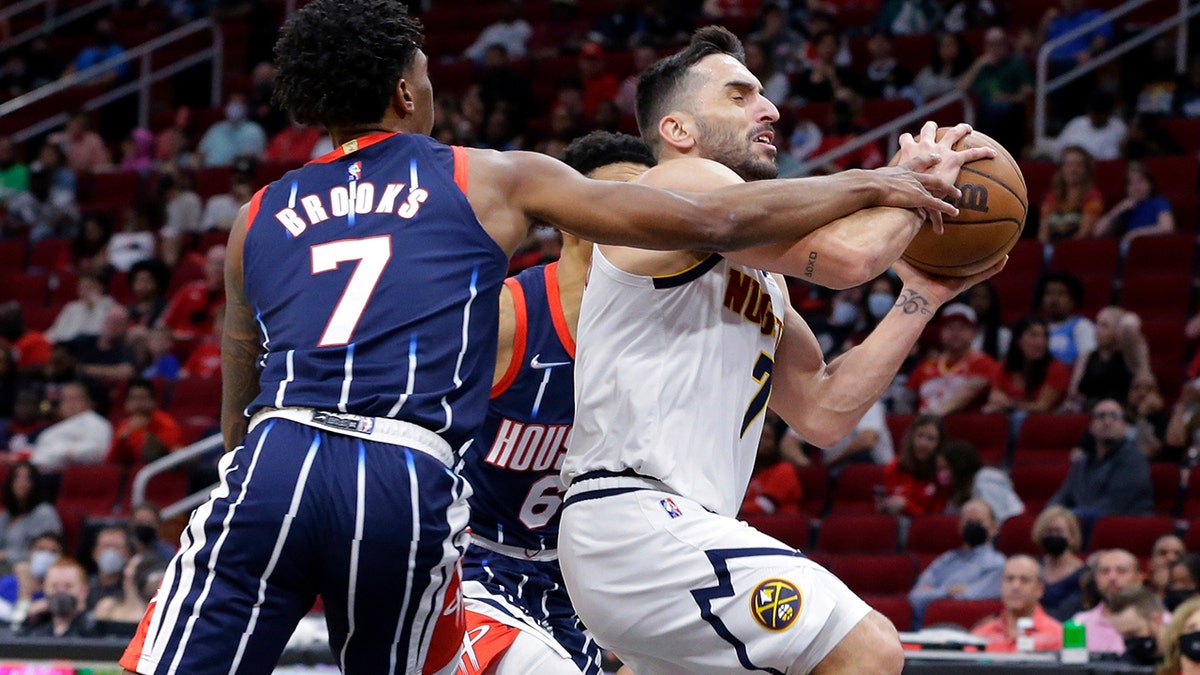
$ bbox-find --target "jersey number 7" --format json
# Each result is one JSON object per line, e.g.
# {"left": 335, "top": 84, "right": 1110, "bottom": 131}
{"left": 310, "top": 235, "right": 393, "bottom": 347}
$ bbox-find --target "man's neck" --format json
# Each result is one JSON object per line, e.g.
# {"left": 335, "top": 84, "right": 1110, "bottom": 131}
{"left": 1004, "top": 606, "right": 1035, "bottom": 633}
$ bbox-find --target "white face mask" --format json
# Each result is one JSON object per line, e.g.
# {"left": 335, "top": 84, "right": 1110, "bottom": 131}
{"left": 29, "top": 550, "right": 59, "bottom": 580}
{"left": 867, "top": 292, "right": 894, "bottom": 319}
{"left": 97, "top": 547, "right": 127, "bottom": 575}
{"left": 830, "top": 300, "right": 859, "bottom": 327}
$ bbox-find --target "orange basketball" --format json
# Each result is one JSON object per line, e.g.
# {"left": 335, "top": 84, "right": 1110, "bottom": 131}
{"left": 896, "top": 128, "right": 1027, "bottom": 277}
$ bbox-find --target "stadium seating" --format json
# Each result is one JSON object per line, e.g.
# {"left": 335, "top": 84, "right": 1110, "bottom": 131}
{"left": 1012, "top": 414, "right": 1089, "bottom": 466}
{"left": 741, "top": 513, "right": 811, "bottom": 551}
{"left": 816, "top": 514, "right": 899, "bottom": 554}
{"left": 1010, "top": 465, "right": 1070, "bottom": 514}
{"left": 829, "top": 464, "right": 887, "bottom": 515}
{"left": 1087, "top": 516, "right": 1176, "bottom": 556}
{"left": 922, "top": 599, "right": 1002, "bottom": 631}
{"left": 862, "top": 594, "right": 913, "bottom": 632}
{"left": 906, "top": 514, "right": 962, "bottom": 571}
{"left": 995, "top": 513, "right": 1041, "bottom": 557}
{"left": 829, "top": 554, "right": 916, "bottom": 596}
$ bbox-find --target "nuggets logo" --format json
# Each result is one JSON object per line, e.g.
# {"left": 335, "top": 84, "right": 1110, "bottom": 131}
{"left": 750, "top": 578, "right": 801, "bottom": 631}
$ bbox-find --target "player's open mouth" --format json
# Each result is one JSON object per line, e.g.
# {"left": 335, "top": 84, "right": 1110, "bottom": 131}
{"left": 752, "top": 131, "right": 776, "bottom": 152}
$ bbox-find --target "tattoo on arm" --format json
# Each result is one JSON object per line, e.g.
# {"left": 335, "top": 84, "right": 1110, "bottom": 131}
{"left": 895, "top": 289, "right": 934, "bottom": 316}
{"left": 220, "top": 335, "right": 261, "bottom": 452}
{"left": 804, "top": 251, "right": 818, "bottom": 279}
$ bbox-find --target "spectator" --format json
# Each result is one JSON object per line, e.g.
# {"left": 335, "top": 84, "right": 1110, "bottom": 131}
{"left": 1, "top": 388, "right": 47, "bottom": 457}
{"left": 246, "top": 62, "right": 285, "bottom": 138}
{"left": 1108, "top": 585, "right": 1169, "bottom": 666}
{"left": 988, "top": 314, "right": 1075, "bottom": 410}
{"left": 957, "top": 27, "right": 1033, "bottom": 153}
{"left": 939, "top": 439, "right": 1024, "bottom": 524}
{"left": 1038, "top": 271, "right": 1096, "bottom": 367}
{"left": 118, "top": 129, "right": 156, "bottom": 175}
{"left": 108, "top": 378, "right": 181, "bottom": 467}
{"left": 159, "top": 171, "right": 204, "bottom": 265}
{"left": 793, "top": 31, "right": 856, "bottom": 104}
{"left": 859, "top": 28, "right": 915, "bottom": 101}
{"left": 44, "top": 271, "right": 115, "bottom": 345}
{"left": 0, "top": 302, "right": 52, "bottom": 372}
{"left": 1073, "top": 549, "right": 1144, "bottom": 654}
{"left": 845, "top": 274, "right": 903, "bottom": 351}
{"left": 1039, "top": 0, "right": 1113, "bottom": 70}
{"left": 93, "top": 553, "right": 165, "bottom": 634}
{"left": 942, "top": 0, "right": 998, "bottom": 32}
{"left": 577, "top": 42, "right": 619, "bottom": 117}
{"left": 476, "top": 45, "right": 535, "bottom": 130}
{"left": 790, "top": 399, "right": 893, "bottom": 472}
{"left": 879, "top": 414, "right": 946, "bottom": 517}
{"left": 19, "top": 559, "right": 100, "bottom": 638}
{"left": 0, "top": 462, "right": 61, "bottom": 566}
{"left": 964, "top": 281, "right": 1011, "bottom": 361}
{"left": 154, "top": 107, "right": 194, "bottom": 170}
{"left": 907, "top": 303, "right": 998, "bottom": 415}
{"left": 1094, "top": 161, "right": 1176, "bottom": 246}
{"left": 47, "top": 112, "right": 111, "bottom": 175}
{"left": 589, "top": 0, "right": 639, "bottom": 50}
{"left": 811, "top": 98, "right": 885, "bottom": 172}
{"left": 199, "top": 171, "right": 254, "bottom": 234}
{"left": 31, "top": 142, "right": 78, "bottom": 212}
{"left": 180, "top": 305, "right": 222, "bottom": 380}
{"left": 1050, "top": 399, "right": 1154, "bottom": 523}
{"left": 1160, "top": 596, "right": 1200, "bottom": 675}
{"left": 741, "top": 421, "right": 803, "bottom": 517}
{"left": 615, "top": 45, "right": 658, "bottom": 116}
{"left": 909, "top": 499, "right": 1005, "bottom": 627}
{"left": 1122, "top": 112, "right": 1180, "bottom": 161}
{"left": 745, "top": 41, "right": 790, "bottom": 107}
{"left": 0, "top": 136, "right": 30, "bottom": 203}
{"left": 972, "top": 555, "right": 1064, "bottom": 652}
{"left": 1149, "top": 535, "right": 1187, "bottom": 599}
{"left": 873, "top": 0, "right": 944, "bottom": 35}
{"left": 0, "top": 531, "right": 61, "bottom": 621}
{"left": 63, "top": 18, "right": 129, "bottom": 86}
{"left": 133, "top": 326, "right": 180, "bottom": 382}
{"left": 526, "top": 0, "right": 590, "bottom": 57}
{"left": 126, "top": 259, "right": 172, "bottom": 329}
{"left": 746, "top": 3, "right": 804, "bottom": 73}
{"left": 128, "top": 503, "right": 175, "bottom": 562}
{"left": 914, "top": 33, "right": 973, "bottom": 103}
{"left": 1052, "top": 92, "right": 1126, "bottom": 162}
{"left": 86, "top": 524, "right": 131, "bottom": 608}
{"left": 1067, "top": 306, "right": 1148, "bottom": 410}
{"left": 1034, "top": 505, "right": 1088, "bottom": 621}
{"left": 629, "top": 0, "right": 693, "bottom": 49}
{"left": 106, "top": 203, "right": 157, "bottom": 273}
{"left": 264, "top": 117, "right": 323, "bottom": 166}
{"left": 68, "top": 211, "right": 114, "bottom": 276}
{"left": 29, "top": 381, "right": 113, "bottom": 482}
{"left": 159, "top": 244, "right": 225, "bottom": 341}
{"left": 463, "top": 1, "right": 533, "bottom": 61}
{"left": 1166, "top": 555, "right": 1200, "bottom": 612}
{"left": 1128, "top": 372, "right": 1171, "bottom": 461}
{"left": 1166, "top": 378, "right": 1200, "bottom": 458}
{"left": 5, "top": 169, "right": 79, "bottom": 242}
{"left": 197, "top": 94, "right": 267, "bottom": 167}
{"left": 1039, "top": 146, "right": 1104, "bottom": 245}
{"left": 75, "top": 304, "right": 137, "bottom": 383}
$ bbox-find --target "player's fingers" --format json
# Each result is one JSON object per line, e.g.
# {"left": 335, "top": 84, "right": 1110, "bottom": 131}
{"left": 966, "top": 256, "right": 1008, "bottom": 285}
{"left": 940, "top": 123, "right": 973, "bottom": 146}
{"left": 904, "top": 152, "right": 940, "bottom": 171}
{"left": 928, "top": 209, "right": 945, "bottom": 234}
{"left": 919, "top": 174, "right": 961, "bottom": 201}
{"left": 898, "top": 132, "right": 916, "bottom": 148}
{"left": 924, "top": 192, "right": 959, "bottom": 217}
{"left": 919, "top": 120, "right": 937, "bottom": 144}
{"left": 956, "top": 147, "right": 996, "bottom": 163}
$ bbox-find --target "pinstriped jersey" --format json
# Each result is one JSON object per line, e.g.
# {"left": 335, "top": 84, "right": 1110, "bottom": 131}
{"left": 563, "top": 248, "right": 785, "bottom": 516}
{"left": 241, "top": 132, "right": 508, "bottom": 451}
{"left": 464, "top": 263, "right": 575, "bottom": 551}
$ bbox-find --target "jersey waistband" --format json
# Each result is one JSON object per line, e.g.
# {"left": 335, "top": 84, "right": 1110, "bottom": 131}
{"left": 564, "top": 469, "right": 675, "bottom": 504}
{"left": 468, "top": 534, "right": 558, "bottom": 562}
{"left": 249, "top": 407, "right": 455, "bottom": 468}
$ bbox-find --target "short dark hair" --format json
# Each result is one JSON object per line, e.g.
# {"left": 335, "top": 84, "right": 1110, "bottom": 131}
{"left": 126, "top": 377, "right": 157, "bottom": 400}
{"left": 1037, "top": 271, "right": 1084, "bottom": 309}
{"left": 560, "top": 131, "right": 657, "bottom": 176}
{"left": 273, "top": 0, "right": 424, "bottom": 128}
{"left": 129, "top": 258, "right": 171, "bottom": 295}
{"left": 1108, "top": 584, "right": 1164, "bottom": 619}
{"left": 635, "top": 26, "right": 745, "bottom": 150}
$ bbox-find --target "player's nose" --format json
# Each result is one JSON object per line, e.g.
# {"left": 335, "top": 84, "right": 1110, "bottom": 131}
{"left": 756, "top": 97, "right": 780, "bottom": 124}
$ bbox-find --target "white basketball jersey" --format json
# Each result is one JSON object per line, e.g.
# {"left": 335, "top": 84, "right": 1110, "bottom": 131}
{"left": 564, "top": 247, "right": 785, "bottom": 516}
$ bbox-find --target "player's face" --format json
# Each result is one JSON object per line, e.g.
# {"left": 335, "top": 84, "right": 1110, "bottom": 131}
{"left": 405, "top": 50, "right": 435, "bottom": 136}
{"left": 689, "top": 54, "right": 779, "bottom": 182}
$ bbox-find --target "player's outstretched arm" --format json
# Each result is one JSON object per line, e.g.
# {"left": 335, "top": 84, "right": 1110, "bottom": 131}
{"left": 220, "top": 205, "right": 263, "bottom": 452}
{"left": 464, "top": 147, "right": 958, "bottom": 256}
{"left": 769, "top": 258, "right": 1006, "bottom": 447}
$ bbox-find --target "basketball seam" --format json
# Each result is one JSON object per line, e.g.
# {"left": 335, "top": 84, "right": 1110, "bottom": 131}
{"left": 964, "top": 134, "right": 1026, "bottom": 193}
{"left": 959, "top": 166, "right": 1028, "bottom": 214}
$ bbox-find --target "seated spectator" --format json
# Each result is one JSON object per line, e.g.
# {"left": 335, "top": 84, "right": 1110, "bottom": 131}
{"left": 1129, "top": 372, "right": 1171, "bottom": 461}
{"left": 741, "top": 420, "right": 803, "bottom": 517}
{"left": 1159, "top": 596, "right": 1200, "bottom": 675}
{"left": 811, "top": 98, "right": 885, "bottom": 172}
{"left": 1073, "top": 549, "right": 1144, "bottom": 654}
{"left": 86, "top": 524, "right": 131, "bottom": 608}
{"left": 577, "top": 42, "right": 619, "bottom": 118}
{"left": 1067, "top": 307, "right": 1149, "bottom": 411}
{"left": 1148, "top": 535, "right": 1187, "bottom": 598}
{"left": 793, "top": 31, "right": 857, "bottom": 104}
{"left": 589, "top": 0, "right": 639, "bottom": 50}
{"left": 1, "top": 388, "right": 47, "bottom": 457}
{"left": 964, "top": 281, "right": 1010, "bottom": 361}
{"left": 1039, "top": 0, "right": 1113, "bottom": 70}
{"left": 158, "top": 172, "right": 203, "bottom": 268}
{"left": 873, "top": 0, "right": 944, "bottom": 35}
{"left": 44, "top": 271, "right": 115, "bottom": 345}
{"left": 246, "top": 61, "right": 285, "bottom": 138}
{"left": 118, "top": 129, "right": 156, "bottom": 175}
{"left": 909, "top": 499, "right": 1005, "bottom": 627}
{"left": 197, "top": 94, "right": 267, "bottom": 167}
{"left": 0, "top": 303, "right": 51, "bottom": 373}
{"left": 1037, "top": 271, "right": 1095, "bottom": 367}
{"left": 939, "top": 439, "right": 1024, "bottom": 524}
{"left": 180, "top": 305, "right": 222, "bottom": 380}
{"left": 106, "top": 203, "right": 157, "bottom": 273}
{"left": 1166, "top": 554, "right": 1200, "bottom": 612}
{"left": 1108, "top": 585, "right": 1169, "bottom": 666}
{"left": 1033, "top": 506, "right": 1088, "bottom": 621}
{"left": 200, "top": 173, "right": 254, "bottom": 234}
{"left": 1094, "top": 161, "right": 1176, "bottom": 247}
{"left": 1167, "top": 378, "right": 1200, "bottom": 457}
{"left": 0, "top": 462, "right": 61, "bottom": 566}
{"left": 746, "top": 3, "right": 803, "bottom": 72}
{"left": 126, "top": 259, "right": 172, "bottom": 329}
{"left": 797, "top": 399, "right": 893, "bottom": 473}
{"left": 75, "top": 304, "right": 137, "bottom": 383}
{"left": 957, "top": 27, "right": 1032, "bottom": 152}
{"left": 19, "top": 558, "right": 100, "bottom": 638}
{"left": 159, "top": 244, "right": 225, "bottom": 341}
{"left": 63, "top": 18, "right": 129, "bottom": 86}
{"left": 463, "top": 1, "right": 532, "bottom": 61}
{"left": 972, "top": 555, "right": 1063, "bottom": 652}
{"left": 31, "top": 142, "right": 77, "bottom": 210}
{"left": 47, "top": 112, "right": 111, "bottom": 176}
{"left": 1052, "top": 92, "right": 1126, "bottom": 162}
{"left": 155, "top": 107, "right": 194, "bottom": 169}
{"left": 69, "top": 211, "right": 114, "bottom": 277}
{"left": 526, "top": 0, "right": 590, "bottom": 57}
{"left": 93, "top": 553, "right": 165, "bottom": 635}
{"left": 6, "top": 169, "right": 79, "bottom": 242}
{"left": 914, "top": 33, "right": 973, "bottom": 103}
{"left": 264, "top": 117, "right": 323, "bottom": 167}
{"left": 942, "top": 0, "right": 997, "bottom": 32}
{"left": 908, "top": 304, "right": 998, "bottom": 415}
{"left": 30, "top": 381, "right": 113, "bottom": 482}
{"left": 859, "top": 28, "right": 915, "bottom": 101}
{"left": 1039, "top": 146, "right": 1104, "bottom": 245}
{"left": 985, "top": 316, "right": 1074, "bottom": 415}
{"left": 0, "top": 531, "right": 61, "bottom": 621}
{"left": 108, "top": 378, "right": 181, "bottom": 467}
{"left": 133, "top": 326, "right": 180, "bottom": 382}
{"left": 129, "top": 503, "right": 175, "bottom": 562}
{"left": 1050, "top": 399, "right": 1153, "bottom": 524}
{"left": 745, "top": 41, "right": 790, "bottom": 107}
{"left": 879, "top": 414, "right": 946, "bottom": 517}
{"left": 0, "top": 136, "right": 30, "bottom": 203}
{"left": 843, "top": 275, "right": 903, "bottom": 352}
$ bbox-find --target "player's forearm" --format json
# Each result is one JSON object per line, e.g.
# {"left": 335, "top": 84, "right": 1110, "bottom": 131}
{"left": 785, "top": 207, "right": 921, "bottom": 288}
{"left": 220, "top": 334, "right": 260, "bottom": 452}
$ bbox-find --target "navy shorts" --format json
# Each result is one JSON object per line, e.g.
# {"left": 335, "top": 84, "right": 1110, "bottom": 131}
{"left": 122, "top": 417, "right": 469, "bottom": 674}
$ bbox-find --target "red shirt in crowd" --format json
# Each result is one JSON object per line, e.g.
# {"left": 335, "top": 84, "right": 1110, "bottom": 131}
{"left": 972, "top": 606, "right": 1063, "bottom": 653}
{"left": 265, "top": 125, "right": 324, "bottom": 165}
{"left": 907, "top": 351, "right": 999, "bottom": 413}
{"left": 108, "top": 410, "right": 183, "bottom": 465}
{"left": 990, "top": 359, "right": 1073, "bottom": 406}
{"left": 882, "top": 459, "right": 946, "bottom": 516}
{"left": 741, "top": 462, "right": 804, "bottom": 516}
{"left": 182, "top": 342, "right": 221, "bottom": 379}
{"left": 161, "top": 280, "right": 224, "bottom": 338}
{"left": 6, "top": 331, "right": 51, "bottom": 369}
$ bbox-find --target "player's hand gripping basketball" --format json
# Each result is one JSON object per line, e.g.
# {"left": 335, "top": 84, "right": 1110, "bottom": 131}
{"left": 891, "top": 255, "right": 1008, "bottom": 311}
{"left": 894, "top": 121, "right": 996, "bottom": 234}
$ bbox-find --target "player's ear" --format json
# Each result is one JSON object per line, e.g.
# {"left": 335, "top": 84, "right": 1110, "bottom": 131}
{"left": 394, "top": 78, "right": 416, "bottom": 118}
{"left": 658, "top": 112, "right": 697, "bottom": 152}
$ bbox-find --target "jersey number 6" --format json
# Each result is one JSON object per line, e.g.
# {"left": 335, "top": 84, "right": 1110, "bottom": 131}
{"left": 310, "top": 235, "right": 393, "bottom": 347}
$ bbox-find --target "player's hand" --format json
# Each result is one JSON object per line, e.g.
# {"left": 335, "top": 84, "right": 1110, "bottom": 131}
{"left": 891, "top": 255, "right": 1008, "bottom": 311}
{"left": 870, "top": 165, "right": 960, "bottom": 232}
{"left": 899, "top": 122, "right": 997, "bottom": 234}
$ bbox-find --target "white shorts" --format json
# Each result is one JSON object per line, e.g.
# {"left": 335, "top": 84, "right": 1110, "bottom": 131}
{"left": 559, "top": 484, "right": 871, "bottom": 675}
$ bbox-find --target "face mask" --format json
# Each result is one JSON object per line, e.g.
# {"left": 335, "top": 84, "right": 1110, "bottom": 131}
{"left": 225, "top": 103, "right": 247, "bottom": 122}
{"left": 1040, "top": 535, "right": 1069, "bottom": 557}
{"left": 830, "top": 301, "right": 859, "bottom": 327}
{"left": 97, "top": 548, "right": 126, "bottom": 575}
{"left": 29, "top": 550, "right": 58, "bottom": 580}
{"left": 962, "top": 521, "right": 989, "bottom": 548}
{"left": 46, "top": 592, "right": 77, "bottom": 618}
{"left": 1123, "top": 636, "right": 1157, "bottom": 665}
{"left": 1181, "top": 631, "right": 1200, "bottom": 663}
{"left": 937, "top": 469, "right": 952, "bottom": 486}
{"left": 867, "top": 292, "right": 894, "bottom": 319}
{"left": 1164, "top": 588, "right": 1196, "bottom": 612}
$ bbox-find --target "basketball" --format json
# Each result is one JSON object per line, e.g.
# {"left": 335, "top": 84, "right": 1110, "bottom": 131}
{"left": 895, "top": 128, "right": 1027, "bottom": 277}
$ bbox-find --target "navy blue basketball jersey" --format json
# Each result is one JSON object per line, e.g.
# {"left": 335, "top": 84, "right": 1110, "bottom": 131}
{"left": 463, "top": 263, "right": 576, "bottom": 551}
{"left": 242, "top": 133, "right": 508, "bottom": 451}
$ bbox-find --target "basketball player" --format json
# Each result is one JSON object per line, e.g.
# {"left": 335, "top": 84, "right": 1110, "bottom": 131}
{"left": 457, "top": 131, "right": 655, "bottom": 675}
{"left": 118, "top": 1, "right": 965, "bottom": 671}
{"left": 558, "top": 27, "right": 1006, "bottom": 675}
